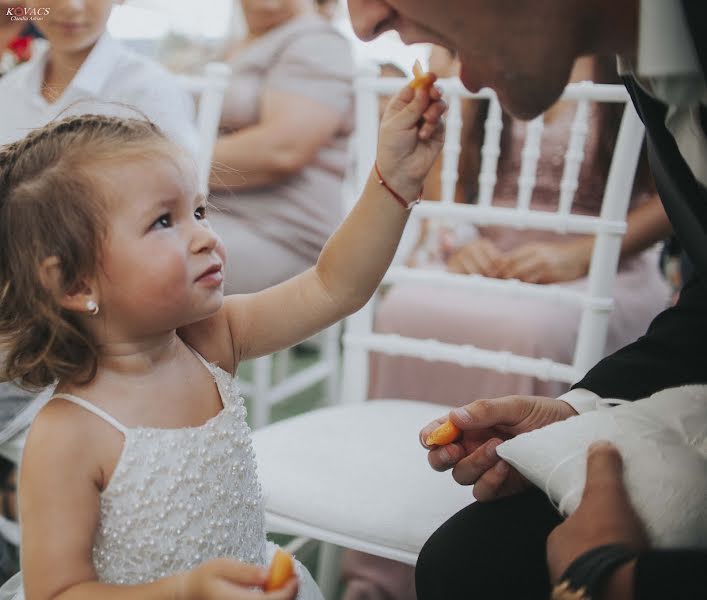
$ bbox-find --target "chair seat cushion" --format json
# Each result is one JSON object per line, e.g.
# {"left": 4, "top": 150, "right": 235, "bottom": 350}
{"left": 252, "top": 400, "right": 474, "bottom": 557}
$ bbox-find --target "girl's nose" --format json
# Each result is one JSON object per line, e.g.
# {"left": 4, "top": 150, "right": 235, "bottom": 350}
{"left": 190, "top": 221, "right": 219, "bottom": 254}
{"left": 348, "top": 0, "right": 394, "bottom": 42}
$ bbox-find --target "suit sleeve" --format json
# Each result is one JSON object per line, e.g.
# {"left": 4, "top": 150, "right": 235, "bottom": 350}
{"left": 571, "top": 274, "right": 707, "bottom": 399}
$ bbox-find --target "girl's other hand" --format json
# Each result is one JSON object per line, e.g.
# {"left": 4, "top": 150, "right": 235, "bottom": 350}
{"left": 376, "top": 83, "right": 447, "bottom": 204}
{"left": 178, "top": 558, "right": 298, "bottom": 599}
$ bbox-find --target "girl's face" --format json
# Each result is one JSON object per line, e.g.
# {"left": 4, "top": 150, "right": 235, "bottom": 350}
{"left": 27, "top": 0, "right": 117, "bottom": 54}
{"left": 94, "top": 151, "right": 227, "bottom": 339}
{"left": 240, "top": 0, "right": 308, "bottom": 36}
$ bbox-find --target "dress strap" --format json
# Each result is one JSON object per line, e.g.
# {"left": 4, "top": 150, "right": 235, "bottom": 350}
{"left": 185, "top": 344, "right": 215, "bottom": 373}
{"left": 51, "top": 393, "right": 128, "bottom": 435}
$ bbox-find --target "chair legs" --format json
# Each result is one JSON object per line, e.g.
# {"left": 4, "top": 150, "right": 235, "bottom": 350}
{"left": 316, "top": 542, "right": 343, "bottom": 599}
{"left": 273, "top": 350, "right": 290, "bottom": 385}
{"left": 323, "top": 324, "right": 341, "bottom": 406}
{"left": 251, "top": 354, "right": 273, "bottom": 430}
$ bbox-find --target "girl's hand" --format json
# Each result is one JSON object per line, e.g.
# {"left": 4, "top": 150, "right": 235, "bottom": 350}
{"left": 376, "top": 83, "right": 447, "bottom": 204}
{"left": 178, "top": 559, "right": 298, "bottom": 599}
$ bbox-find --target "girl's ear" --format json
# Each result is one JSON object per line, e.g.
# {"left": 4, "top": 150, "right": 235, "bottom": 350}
{"left": 38, "top": 256, "right": 98, "bottom": 314}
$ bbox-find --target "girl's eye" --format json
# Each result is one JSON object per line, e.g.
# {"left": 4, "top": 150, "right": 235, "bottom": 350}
{"left": 151, "top": 213, "right": 172, "bottom": 230}
{"left": 195, "top": 206, "right": 207, "bottom": 220}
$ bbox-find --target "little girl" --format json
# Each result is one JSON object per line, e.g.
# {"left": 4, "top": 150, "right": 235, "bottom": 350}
{"left": 0, "top": 79, "right": 445, "bottom": 598}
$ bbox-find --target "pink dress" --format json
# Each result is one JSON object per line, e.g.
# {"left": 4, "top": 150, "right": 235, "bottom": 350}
{"left": 341, "top": 103, "right": 671, "bottom": 600}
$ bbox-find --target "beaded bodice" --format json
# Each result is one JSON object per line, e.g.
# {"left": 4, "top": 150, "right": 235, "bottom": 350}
{"left": 56, "top": 358, "right": 267, "bottom": 585}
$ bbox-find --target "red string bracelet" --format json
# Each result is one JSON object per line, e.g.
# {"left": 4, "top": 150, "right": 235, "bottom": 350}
{"left": 374, "top": 161, "right": 422, "bottom": 210}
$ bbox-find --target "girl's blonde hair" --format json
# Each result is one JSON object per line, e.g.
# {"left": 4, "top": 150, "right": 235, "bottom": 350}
{"left": 0, "top": 113, "right": 172, "bottom": 390}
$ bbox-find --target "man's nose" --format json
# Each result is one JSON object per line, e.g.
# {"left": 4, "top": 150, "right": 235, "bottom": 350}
{"left": 347, "top": 0, "right": 393, "bottom": 41}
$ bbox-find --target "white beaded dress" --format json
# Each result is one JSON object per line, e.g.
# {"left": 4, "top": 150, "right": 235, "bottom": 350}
{"left": 0, "top": 350, "right": 322, "bottom": 599}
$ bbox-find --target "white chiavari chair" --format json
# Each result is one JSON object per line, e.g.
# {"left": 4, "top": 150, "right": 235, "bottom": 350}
{"left": 256, "top": 72, "right": 646, "bottom": 597}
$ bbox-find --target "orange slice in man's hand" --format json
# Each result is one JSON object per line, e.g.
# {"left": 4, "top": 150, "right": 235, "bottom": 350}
{"left": 410, "top": 59, "right": 436, "bottom": 91}
{"left": 264, "top": 549, "right": 295, "bottom": 591}
{"left": 425, "top": 420, "right": 462, "bottom": 446}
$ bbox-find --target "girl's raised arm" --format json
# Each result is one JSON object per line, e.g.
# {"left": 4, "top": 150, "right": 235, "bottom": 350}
{"left": 222, "top": 82, "right": 446, "bottom": 361}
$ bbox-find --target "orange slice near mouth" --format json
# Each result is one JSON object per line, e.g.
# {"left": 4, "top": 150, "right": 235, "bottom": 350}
{"left": 410, "top": 59, "right": 436, "bottom": 91}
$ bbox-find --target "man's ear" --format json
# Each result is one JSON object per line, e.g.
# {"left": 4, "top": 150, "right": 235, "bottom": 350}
{"left": 38, "top": 256, "right": 98, "bottom": 314}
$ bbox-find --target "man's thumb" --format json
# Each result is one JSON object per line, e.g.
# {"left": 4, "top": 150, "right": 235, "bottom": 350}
{"left": 581, "top": 441, "right": 627, "bottom": 503}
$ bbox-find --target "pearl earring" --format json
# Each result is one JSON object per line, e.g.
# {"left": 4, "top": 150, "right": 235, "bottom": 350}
{"left": 86, "top": 300, "right": 99, "bottom": 316}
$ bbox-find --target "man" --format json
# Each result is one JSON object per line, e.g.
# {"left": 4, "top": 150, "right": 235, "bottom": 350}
{"left": 347, "top": 0, "right": 706, "bottom": 598}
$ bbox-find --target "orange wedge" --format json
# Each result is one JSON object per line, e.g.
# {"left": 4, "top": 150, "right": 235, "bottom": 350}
{"left": 425, "top": 420, "right": 461, "bottom": 446}
{"left": 264, "top": 549, "right": 295, "bottom": 591}
{"left": 410, "top": 59, "right": 436, "bottom": 91}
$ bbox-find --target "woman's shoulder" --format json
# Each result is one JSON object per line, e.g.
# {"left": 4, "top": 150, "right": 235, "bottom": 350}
{"left": 260, "top": 13, "right": 351, "bottom": 58}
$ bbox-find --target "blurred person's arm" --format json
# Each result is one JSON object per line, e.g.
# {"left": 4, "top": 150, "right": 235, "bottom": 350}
{"left": 209, "top": 30, "right": 352, "bottom": 193}
{"left": 209, "top": 88, "right": 342, "bottom": 191}
{"left": 497, "top": 194, "right": 672, "bottom": 283}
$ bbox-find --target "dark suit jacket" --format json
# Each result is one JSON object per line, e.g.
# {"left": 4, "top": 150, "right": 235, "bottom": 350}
{"left": 573, "top": 0, "right": 707, "bottom": 399}
{"left": 573, "top": 3, "right": 707, "bottom": 594}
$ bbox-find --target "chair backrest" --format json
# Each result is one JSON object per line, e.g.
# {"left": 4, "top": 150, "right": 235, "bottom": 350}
{"left": 176, "top": 62, "right": 231, "bottom": 195}
{"left": 340, "top": 72, "right": 645, "bottom": 405}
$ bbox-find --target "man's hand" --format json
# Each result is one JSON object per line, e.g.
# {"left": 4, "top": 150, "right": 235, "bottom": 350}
{"left": 420, "top": 395, "right": 577, "bottom": 501}
{"left": 547, "top": 442, "right": 649, "bottom": 598}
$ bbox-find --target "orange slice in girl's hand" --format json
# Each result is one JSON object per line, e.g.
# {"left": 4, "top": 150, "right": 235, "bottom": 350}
{"left": 264, "top": 549, "right": 295, "bottom": 591}
{"left": 410, "top": 59, "right": 436, "bottom": 91}
{"left": 425, "top": 420, "right": 462, "bottom": 446}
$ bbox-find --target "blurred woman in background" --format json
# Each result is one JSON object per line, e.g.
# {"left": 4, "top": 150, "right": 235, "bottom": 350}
{"left": 208, "top": 0, "right": 354, "bottom": 293}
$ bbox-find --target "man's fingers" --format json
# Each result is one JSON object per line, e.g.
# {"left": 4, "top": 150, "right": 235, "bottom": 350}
{"left": 581, "top": 441, "right": 627, "bottom": 504}
{"left": 472, "top": 459, "right": 511, "bottom": 501}
{"left": 450, "top": 396, "right": 529, "bottom": 430}
{"left": 427, "top": 441, "right": 466, "bottom": 472}
{"left": 451, "top": 438, "right": 503, "bottom": 485}
{"left": 419, "top": 416, "right": 450, "bottom": 448}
